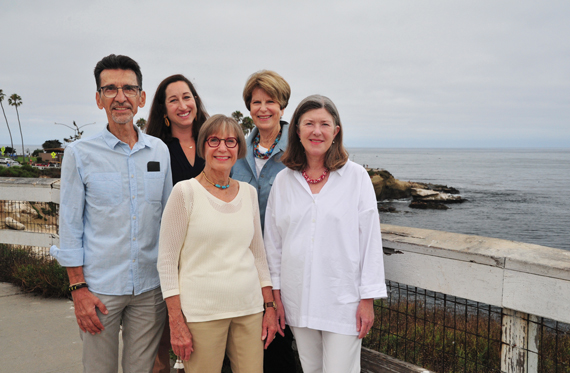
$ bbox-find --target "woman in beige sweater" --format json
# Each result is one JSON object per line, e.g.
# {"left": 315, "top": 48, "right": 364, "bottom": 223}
{"left": 157, "top": 114, "right": 278, "bottom": 372}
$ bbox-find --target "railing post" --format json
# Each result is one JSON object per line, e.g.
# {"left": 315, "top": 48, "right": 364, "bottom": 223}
{"left": 501, "top": 308, "right": 538, "bottom": 373}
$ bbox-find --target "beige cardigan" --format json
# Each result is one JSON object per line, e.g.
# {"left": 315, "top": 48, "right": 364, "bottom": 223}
{"left": 157, "top": 179, "right": 272, "bottom": 322}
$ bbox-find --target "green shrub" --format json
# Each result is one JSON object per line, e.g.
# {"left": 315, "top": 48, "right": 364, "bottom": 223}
{"left": 0, "top": 244, "right": 69, "bottom": 298}
{"left": 40, "top": 168, "right": 61, "bottom": 178}
{"left": 0, "top": 164, "right": 40, "bottom": 178}
{"left": 0, "top": 164, "right": 60, "bottom": 178}
{"left": 41, "top": 202, "right": 58, "bottom": 217}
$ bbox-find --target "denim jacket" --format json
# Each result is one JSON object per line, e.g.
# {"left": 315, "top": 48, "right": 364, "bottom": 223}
{"left": 231, "top": 121, "right": 289, "bottom": 232}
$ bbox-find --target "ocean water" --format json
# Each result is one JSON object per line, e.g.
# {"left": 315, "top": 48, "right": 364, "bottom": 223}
{"left": 348, "top": 148, "right": 570, "bottom": 251}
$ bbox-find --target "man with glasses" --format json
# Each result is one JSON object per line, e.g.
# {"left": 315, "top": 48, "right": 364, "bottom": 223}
{"left": 51, "top": 54, "right": 172, "bottom": 372}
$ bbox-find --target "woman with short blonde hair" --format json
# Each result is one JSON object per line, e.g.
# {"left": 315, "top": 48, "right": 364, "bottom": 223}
{"left": 232, "top": 70, "right": 296, "bottom": 372}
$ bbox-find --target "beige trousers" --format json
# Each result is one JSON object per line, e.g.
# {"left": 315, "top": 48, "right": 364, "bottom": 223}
{"left": 183, "top": 312, "right": 263, "bottom": 373}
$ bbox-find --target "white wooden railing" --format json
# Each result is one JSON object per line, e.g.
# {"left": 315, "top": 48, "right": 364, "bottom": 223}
{"left": 0, "top": 177, "right": 60, "bottom": 247}
{"left": 2, "top": 177, "right": 569, "bottom": 373}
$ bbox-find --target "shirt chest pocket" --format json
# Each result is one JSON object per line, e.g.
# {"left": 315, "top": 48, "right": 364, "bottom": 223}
{"left": 144, "top": 171, "right": 164, "bottom": 203}
{"left": 87, "top": 172, "right": 122, "bottom": 206}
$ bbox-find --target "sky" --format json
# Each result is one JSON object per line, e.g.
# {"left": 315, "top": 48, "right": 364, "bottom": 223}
{"left": 1, "top": 1, "right": 569, "bottom": 152}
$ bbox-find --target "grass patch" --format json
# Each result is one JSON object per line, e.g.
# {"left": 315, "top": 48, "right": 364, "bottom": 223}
{"left": 0, "top": 244, "right": 69, "bottom": 298}
{"left": 363, "top": 298, "right": 502, "bottom": 372}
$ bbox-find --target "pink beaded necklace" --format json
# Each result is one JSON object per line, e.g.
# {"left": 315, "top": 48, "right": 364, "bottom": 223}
{"left": 302, "top": 168, "right": 329, "bottom": 184}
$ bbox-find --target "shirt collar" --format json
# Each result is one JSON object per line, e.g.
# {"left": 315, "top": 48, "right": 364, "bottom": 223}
{"left": 103, "top": 124, "right": 151, "bottom": 151}
{"left": 331, "top": 160, "right": 350, "bottom": 177}
{"left": 274, "top": 121, "right": 289, "bottom": 153}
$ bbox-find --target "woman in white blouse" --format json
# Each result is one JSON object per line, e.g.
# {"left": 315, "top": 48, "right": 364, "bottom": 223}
{"left": 264, "top": 95, "right": 387, "bottom": 373}
{"left": 157, "top": 114, "right": 278, "bottom": 373}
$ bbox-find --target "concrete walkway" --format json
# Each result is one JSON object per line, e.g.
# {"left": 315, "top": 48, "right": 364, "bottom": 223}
{"left": 0, "top": 282, "right": 82, "bottom": 372}
{"left": 0, "top": 282, "right": 179, "bottom": 373}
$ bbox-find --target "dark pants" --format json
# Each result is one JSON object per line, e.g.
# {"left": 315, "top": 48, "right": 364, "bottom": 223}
{"left": 264, "top": 325, "right": 297, "bottom": 373}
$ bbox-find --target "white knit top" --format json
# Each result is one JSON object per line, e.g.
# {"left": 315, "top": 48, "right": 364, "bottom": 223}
{"left": 157, "top": 178, "right": 272, "bottom": 322}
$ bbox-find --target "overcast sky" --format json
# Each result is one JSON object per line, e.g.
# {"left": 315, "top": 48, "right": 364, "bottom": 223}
{"left": 1, "top": 1, "right": 569, "bottom": 152}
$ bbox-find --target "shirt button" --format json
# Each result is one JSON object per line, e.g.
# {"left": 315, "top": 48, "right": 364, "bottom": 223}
{"left": 133, "top": 259, "right": 135, "bottom": 263}
{"left": 132, "top": 196, "right": 135, "bottom": 200}
{"left": 132, "top": 238, "right": 136, "bottom": 241}
{"left": 133, "top": 216, "right": 136, "bottom": 220}
{"left": 131, "top": 174, "right": 134, "bottom": 178}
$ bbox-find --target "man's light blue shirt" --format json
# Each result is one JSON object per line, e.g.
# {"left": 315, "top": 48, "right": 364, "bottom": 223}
{"left": 50, "top": 125, "right": 172, "bottom": 296}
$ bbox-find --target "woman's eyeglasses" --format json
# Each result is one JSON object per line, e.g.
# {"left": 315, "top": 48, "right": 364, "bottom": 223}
{"left": 206, "top": 137, "right": 238, "bottom": 148}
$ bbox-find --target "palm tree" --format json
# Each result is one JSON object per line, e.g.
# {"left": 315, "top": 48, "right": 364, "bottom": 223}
{"left": 0, "top": 89, "right": 15, "bottom": 156}
{"left": 136, "top": 117, "right": 147, "bottom": 130}
{"left": 8, "top": 94, "right": 25, "bottom": 163}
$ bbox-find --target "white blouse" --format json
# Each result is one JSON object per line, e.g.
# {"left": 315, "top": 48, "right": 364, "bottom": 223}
{"left": 264, "top": 160, "right": 387, "bottom": 335}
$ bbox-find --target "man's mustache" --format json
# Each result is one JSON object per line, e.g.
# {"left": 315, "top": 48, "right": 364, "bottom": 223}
{"left": 111, "top": 103, "right": 133, "bottom": 110}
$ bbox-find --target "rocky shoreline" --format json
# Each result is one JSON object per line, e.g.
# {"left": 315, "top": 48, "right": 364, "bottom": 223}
{"left": 367, "top": 168, "right": 466, "bottom": 211}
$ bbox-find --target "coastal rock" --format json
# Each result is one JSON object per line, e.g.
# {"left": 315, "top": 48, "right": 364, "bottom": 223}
{"left": 0, "top": 201, "right": 39, "bottom": 217}
{"left": 411, "top": 182, "right": 460, "bottom": 195}
{"left": 409, "top": 201, "right": 449, "bottom": 210}
{"left": 411, "top": 188, "right": 466, "bottom": 203}
{"left": 368, "top": 167, "right": 465, "bottom": 210}
{"left": 5, "top": 217, "right": 25, "bottom": 230}
{"left": 369, "top": 169, "right": 412, "bottom": 201}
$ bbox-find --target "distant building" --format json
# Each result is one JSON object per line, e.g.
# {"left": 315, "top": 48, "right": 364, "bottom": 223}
{"left": 38, "top": 148, "right": 64, "bottom": 164}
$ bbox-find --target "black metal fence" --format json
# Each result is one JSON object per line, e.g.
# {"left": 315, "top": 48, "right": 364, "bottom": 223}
{"left": 0, "top": 199, "right": 59, "bottom": 257}
{"left": 365, "top": 281, "right": 570, "bottom": 373}
{"left": 0, "top": 200, "right": 59, "bottom": 233}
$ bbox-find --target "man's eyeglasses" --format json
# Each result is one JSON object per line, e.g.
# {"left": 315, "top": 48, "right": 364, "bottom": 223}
{"left": 206, "top": 137, "right": 238, "bottom": 148}
{"left": 99, "top": 85, "right": 141, "bottom": 98}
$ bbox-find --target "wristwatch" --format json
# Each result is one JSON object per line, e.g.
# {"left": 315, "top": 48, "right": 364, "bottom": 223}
{"left": 264, "top": 301, "right": 277, "bottom": 311}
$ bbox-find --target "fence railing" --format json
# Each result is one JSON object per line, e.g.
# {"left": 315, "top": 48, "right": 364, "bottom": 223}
{"left": 2, "top": 177, "right": 570, "bottom": 373}
{"left": 378, "top": 224, "right": 570, "bottom": 372}
{"left": 0, "top": 177, "right": 60, "bottom": 251}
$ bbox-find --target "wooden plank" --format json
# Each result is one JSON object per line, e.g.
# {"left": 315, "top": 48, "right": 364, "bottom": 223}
{"left": 0, "top": 230, "right": 59, "bottom": 247}
{"left": 501, "top": 309, "right": 529, "bottom": 373}
{"left": 384, "top": 249, "right": 504, "bottom": 307}
{"left": 528, "top": 315, "right": 538, "bottom": 373}
{"left": 361, "top": 347, "right": 432, "bottom": 373}
{"left": 0, "top": 178, "right": 60, "bottom": 203}
{"left": 503, "top": 270, "right": 570, "bottom": 325}
{"left": 382, "top": 224, "right": 570, "bottom": 282}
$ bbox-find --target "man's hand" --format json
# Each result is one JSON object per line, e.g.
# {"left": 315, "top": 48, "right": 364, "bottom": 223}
{"left": 71, "top": 287, "right": 108, "bottom": 335}
{"left": 356, "top": 298, "right": 375, "bottom": 339}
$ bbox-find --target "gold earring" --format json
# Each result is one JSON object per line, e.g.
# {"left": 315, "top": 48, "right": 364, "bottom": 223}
{"left": 164, "top": 114, "right": 170, "bottom": 127}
